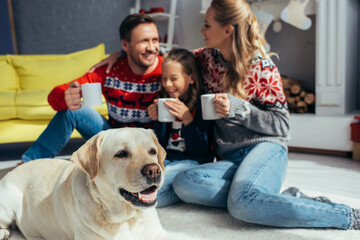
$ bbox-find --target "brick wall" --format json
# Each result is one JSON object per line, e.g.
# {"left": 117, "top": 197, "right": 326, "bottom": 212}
{"left": 12, "top": 0, "right": 133, "bottom": 54}
{"left": 0, "top": 0, "right": 15, "bottom": 54}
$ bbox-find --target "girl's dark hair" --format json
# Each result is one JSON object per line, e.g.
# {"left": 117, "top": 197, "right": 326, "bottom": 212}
{"left": 119, "top": 14, "right": 155, "bottom": 41}
{"left": 160, "top": 48, "right": 203, "bottom": 111}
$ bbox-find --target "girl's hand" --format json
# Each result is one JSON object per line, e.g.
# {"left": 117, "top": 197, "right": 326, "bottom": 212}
{"left": 214, "top": 93, "right": 230, "bottom": 117}
{"left": 65, "top": 81, "right": 82, "bottom": 110}
{"left": 165, "top": 99, "right": 193, "bottom": 126}
{"left": 88, "top": 51, "right": 122, "bottom": 73}
{"left": 147, "top": 100, "right": 158, "bottom": 121}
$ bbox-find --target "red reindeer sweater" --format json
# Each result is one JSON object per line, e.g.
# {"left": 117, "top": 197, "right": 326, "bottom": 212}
{"left": 48, "top": 56, "right": 163, "bottom": 128}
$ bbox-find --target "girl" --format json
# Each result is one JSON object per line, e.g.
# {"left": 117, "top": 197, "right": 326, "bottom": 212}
{"left": 88, "top": 0, "right": 359, "bottom": 229}
{"left": 148, "top": 48, "right": 214, "bottom": 208}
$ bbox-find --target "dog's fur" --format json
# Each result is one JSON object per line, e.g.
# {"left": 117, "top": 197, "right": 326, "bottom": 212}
{"left": 0, "top": 128, "right": 167, "bottom": 240}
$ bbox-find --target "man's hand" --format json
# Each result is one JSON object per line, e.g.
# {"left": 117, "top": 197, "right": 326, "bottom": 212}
{"left": 214, "top": 93, "right": 230, "bottom": 117}
{"left": 65, "top": 81, "right": 82, "bottom": 110}
{"left": 147, "top": 100, "right": 158, "bottom": 121}
{"left": 165, "top": 99, "right": 193, "bottom": 126}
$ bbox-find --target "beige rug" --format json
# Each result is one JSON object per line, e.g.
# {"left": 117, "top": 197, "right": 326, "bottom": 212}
{"left": 1, "top": 168, "right": 359, "bottom": 240}
{"left": 157, "top": 192, "right": 360, "bottom": 240}
{"left": 5, "top": 192, "right": 360, "bottom": 240}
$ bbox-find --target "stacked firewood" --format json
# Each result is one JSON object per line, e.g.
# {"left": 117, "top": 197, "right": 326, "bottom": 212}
{"left": 281, "top": 75, "right": 315, "bottom": 113}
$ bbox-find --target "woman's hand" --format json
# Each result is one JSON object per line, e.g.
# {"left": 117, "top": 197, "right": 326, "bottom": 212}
{"left": 165, "top": 99, "right": 193, "bottom": 126}
{"left": 65, "top": 81, "right": 82, "bottom": 110}
{"left": 88, "top": 51, "right": 122, "bottom": 73}
{"left": 147, "top": 100, "right": 158, "bottom": 121}
{"left": 214, "top": 93, "right": 231, "bottom": 117}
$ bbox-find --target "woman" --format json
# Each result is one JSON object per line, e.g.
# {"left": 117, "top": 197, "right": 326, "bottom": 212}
{"left": 89, "top": 0, "right": 359, "bottom": 229}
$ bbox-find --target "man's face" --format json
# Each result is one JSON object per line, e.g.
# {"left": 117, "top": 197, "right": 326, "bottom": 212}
{"left": 122, "top": 23, "right": 160, "bottom": 72}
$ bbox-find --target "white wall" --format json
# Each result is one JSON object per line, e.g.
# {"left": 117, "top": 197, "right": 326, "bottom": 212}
{"left": 344, "top": 0, "right": 359, "bottom": 113}
{"left": 174, "top": 0, "right": 205, "bottom": 50}
{"left": 138, "top": 0, "right": 205, "bottom": 51}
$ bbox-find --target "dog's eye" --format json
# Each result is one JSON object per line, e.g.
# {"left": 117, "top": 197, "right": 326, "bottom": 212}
{"left": 115, "top": 150, "right": 129, "bottom": 158}
{"left": 149, "top": 148, "right": 157, "bottom": 155}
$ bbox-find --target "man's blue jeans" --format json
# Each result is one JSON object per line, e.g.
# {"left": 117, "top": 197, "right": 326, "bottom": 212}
{"left": 172, "top": 142, "right": 353, "bottom": 229}
{"left": 22, "top": 107, "right": 112, "bottom": 162}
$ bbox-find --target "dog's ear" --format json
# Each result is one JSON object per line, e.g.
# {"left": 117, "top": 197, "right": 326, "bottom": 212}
{"left": 147, "top": 129, "right": 166, "bottom": 171}
{"left": 71, "top": 131, "right": 105, "bottom": 180}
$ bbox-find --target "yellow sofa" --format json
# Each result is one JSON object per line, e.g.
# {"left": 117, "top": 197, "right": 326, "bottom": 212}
{"left": 0, "top": 44, "right": 108, "bottom": 144}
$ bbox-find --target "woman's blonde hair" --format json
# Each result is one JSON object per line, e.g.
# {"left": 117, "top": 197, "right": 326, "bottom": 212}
{"left": 160, "top": 48, "right": 203, "bottom": 111}
{"left": 211, "top": 0, "right": 267, "bottom": 98}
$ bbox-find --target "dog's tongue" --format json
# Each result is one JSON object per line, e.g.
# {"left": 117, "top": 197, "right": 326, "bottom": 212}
{"left": 139, "top": 188, "right": 157, "bottom": 203}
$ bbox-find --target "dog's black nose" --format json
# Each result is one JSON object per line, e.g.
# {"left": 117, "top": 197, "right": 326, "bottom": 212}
{"left": 142, "top": 164, "right": 161, "bottom": 182}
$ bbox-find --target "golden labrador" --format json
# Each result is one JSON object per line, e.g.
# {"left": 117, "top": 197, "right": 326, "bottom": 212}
{"left": 0, "top": 128, "right": 167, "bottom": 240}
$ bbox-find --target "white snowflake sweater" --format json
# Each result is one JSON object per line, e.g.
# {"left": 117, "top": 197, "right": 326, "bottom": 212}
{"left": 193, "top": 48, "right": 290, "bottom": 157}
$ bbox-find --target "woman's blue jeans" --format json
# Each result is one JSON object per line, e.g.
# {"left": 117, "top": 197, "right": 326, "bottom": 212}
{"left": 172, "top": 142, "right": 353, "bottom": 229}
{"left": 22, "top": 107, "right": 112, "bottom": 162}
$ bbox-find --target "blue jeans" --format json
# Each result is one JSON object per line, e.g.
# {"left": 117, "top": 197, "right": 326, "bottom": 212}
{"left": 22, "top": 108, "right": 112, "bottom": 162}
{"left": 173, "top": 142, "right": 353, "bottom": 229}
{"left": 156, "top": 159, "right": 200, "bottom": 208}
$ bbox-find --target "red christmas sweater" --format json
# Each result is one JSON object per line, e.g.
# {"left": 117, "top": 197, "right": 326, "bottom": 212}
{"left": 48, "top": 56, "right": 163, "bottom": 128}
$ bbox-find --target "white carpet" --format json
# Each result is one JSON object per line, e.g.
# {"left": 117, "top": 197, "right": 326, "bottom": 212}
{"left": 8, "top": 190, "right": 360, "bottom": 240}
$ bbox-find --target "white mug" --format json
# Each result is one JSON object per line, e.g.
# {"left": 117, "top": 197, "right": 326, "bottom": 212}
{"left": 201, "top": 94, "right": 221, "bottom": 120}
{"left": 81, "top": 83, "right": 103, "bottom": 107}
{"left": 158, "top": 98, "right": 176, "bottom": 122}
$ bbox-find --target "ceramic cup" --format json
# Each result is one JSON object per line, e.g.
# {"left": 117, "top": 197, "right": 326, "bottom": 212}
{"left": 81, "top": 83, "right": 103, "bottom": 107}
{"left": 158, "top": 98, "right": 176, "bottom": 122}
{"left": 201, "top": 94, "right": 221, "bottom": 120}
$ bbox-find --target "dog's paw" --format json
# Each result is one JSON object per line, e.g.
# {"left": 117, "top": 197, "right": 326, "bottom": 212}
{"left": 0, "top": 229, "right": 11, "bottom": 240}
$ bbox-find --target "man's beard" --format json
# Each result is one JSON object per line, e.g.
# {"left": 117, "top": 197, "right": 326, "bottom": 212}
{"left": 129, "top": 50, "right": 158, "bottom": 70}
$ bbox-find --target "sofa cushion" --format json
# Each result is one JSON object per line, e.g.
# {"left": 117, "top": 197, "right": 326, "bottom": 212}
{"left": 0, "top": 106, "right": 17, "bottom": 120}
{"left": 15, "top": 90, "right": 55, "bottom": 120}
{"left": 0, "top": 60, "right": 18, "bottom": 120}
{"left": 16, "top": 104, "right": 108, "bottom": 120}
{"left": 15, "top": 90, "right": 108, "bottom": 120}
{"left": 0, "top": 60, "right": 19, "bottom": 93}
{"left": 0, "top": 92, "right": 16, "bottom": 120}
{"left": 0, "top": 92, "right": 16, "bottom": 106}
{"left": 9, "top": 43, "right": 105, "bottom": 91}
{"left": 0, "top": 120, "right": 82, "bottom": 144}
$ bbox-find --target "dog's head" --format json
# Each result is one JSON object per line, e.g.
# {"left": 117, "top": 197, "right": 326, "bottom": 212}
{"left": 71, "top": 128, "right": 166, "bottom": 208}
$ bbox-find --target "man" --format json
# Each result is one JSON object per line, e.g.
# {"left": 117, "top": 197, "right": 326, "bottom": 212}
{"left": 21, "top": 14, "right": 162, "bottom": 162}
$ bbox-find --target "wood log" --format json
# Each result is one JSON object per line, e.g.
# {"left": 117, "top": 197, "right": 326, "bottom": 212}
{"left": 281, "top": 75, "right": 302, "bottom": 90}
{"left": 287, "top": 97, "right": 296, "bottom": 112}
{"left": 304, "top": 93, "right": 315, "bottom": 105}
{"left": 287, "top": 97, "right": 296, "bottom": 104}
{"left": 299, "top": 90, "right": 306, "bottom": 98}
{"left": 284, "top": 89, "right": 291, "bottom": 98}
{"left": 296, "top": 101, "right": 308, "bottom": 113}
{"left": 281, "top": 75, "right": 316, "bottom": 114}
{"left": 290, "top": 84, "right": 302, "bottom": 95}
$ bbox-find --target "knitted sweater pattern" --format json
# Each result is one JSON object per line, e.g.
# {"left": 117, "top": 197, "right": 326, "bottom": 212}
{"left": 193, "top": 48, "right": 290, "bottom": 157}
{"left": 48, "top": 56, "right": 162, "bottom": 128}
{"left": 103, "top": 57, "right": 162, "bottom": 127}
